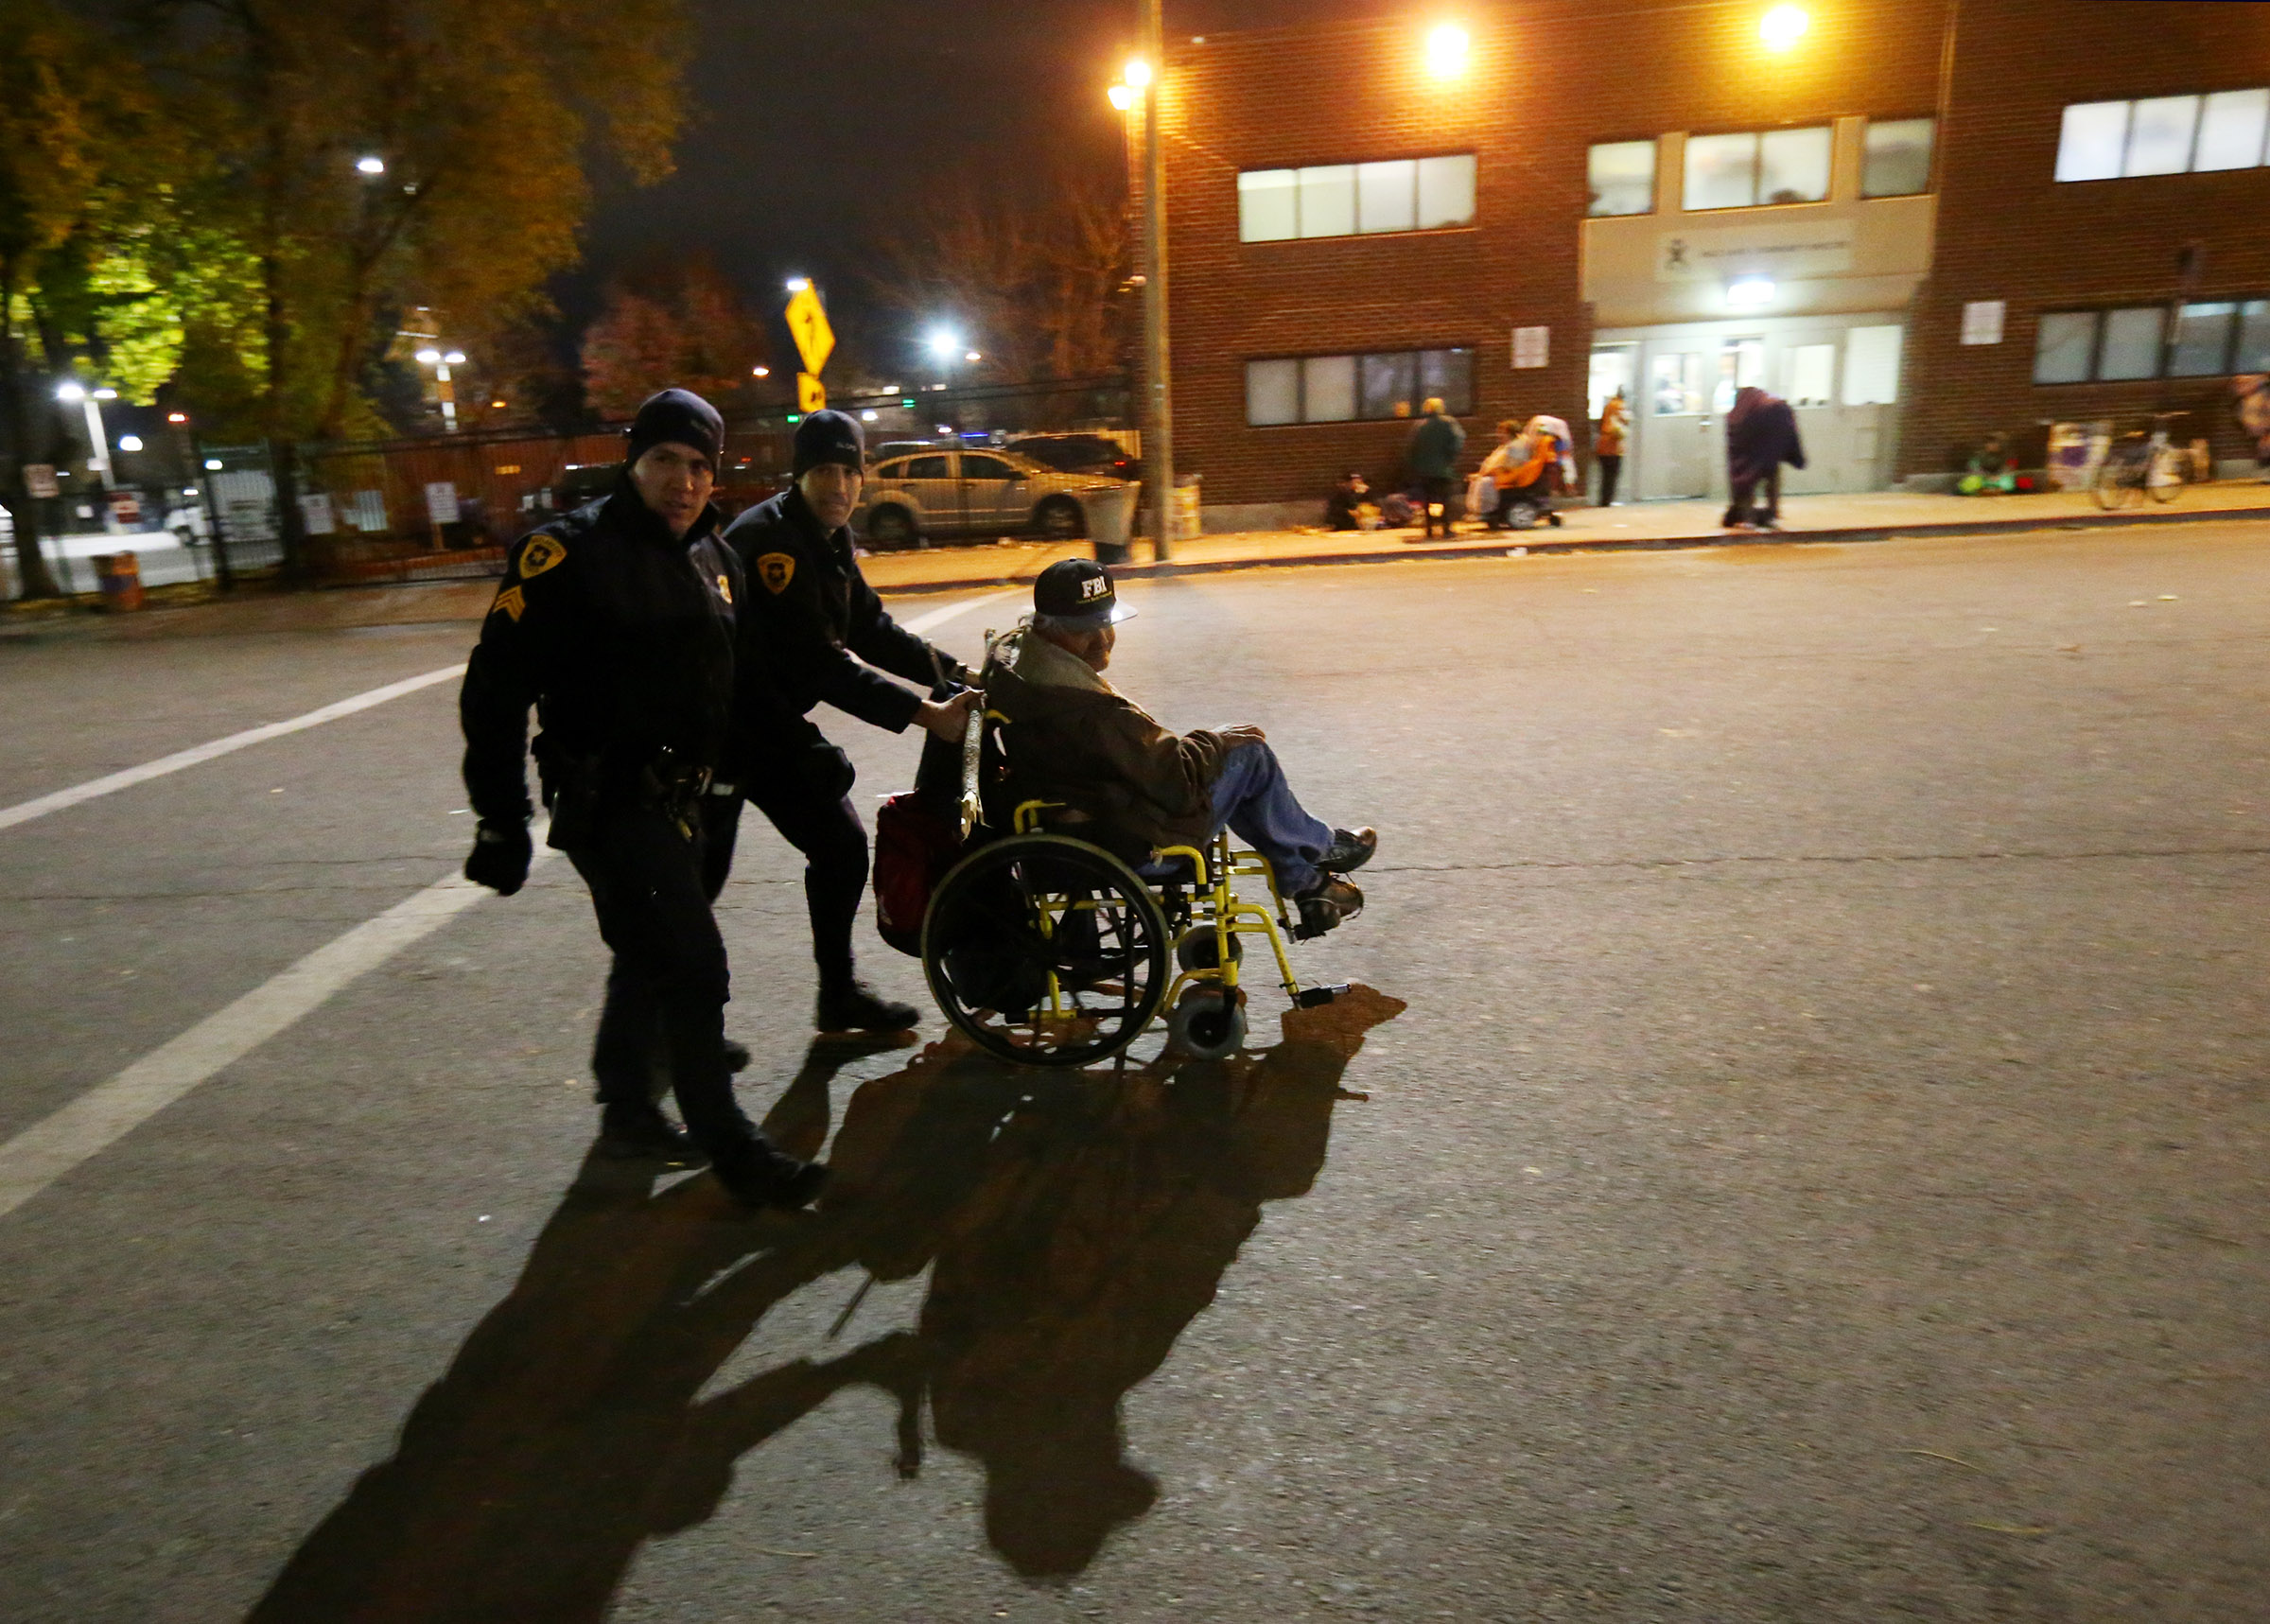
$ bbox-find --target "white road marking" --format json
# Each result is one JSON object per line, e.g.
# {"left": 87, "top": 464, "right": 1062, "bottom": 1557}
{"left": 0, "top": 850, "right": 558, "bottom": 1222}
{"left": 896, "top": 589, "right": 1019, "bottom": 637}
{"left": 0, "top": 664, "right": 466, "bottom": 833}
{"left": 0, "top": 590, "right": 1011, "bottom": 1218}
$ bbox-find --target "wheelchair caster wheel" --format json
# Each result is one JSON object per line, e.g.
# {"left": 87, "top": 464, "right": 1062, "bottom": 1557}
{"left": 1174, "top": 927, "right": 1244, "bottom": 974}
{"left": 1167, "top": 988, "right": 1248, "bottom": 1060}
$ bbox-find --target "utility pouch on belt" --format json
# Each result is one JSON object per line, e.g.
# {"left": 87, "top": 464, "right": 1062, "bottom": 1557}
{"left": 542, "top": 749, "right": 604, "bottom": 851}
{"left": 639, "top": 747, "right": 712, "bottom": 841}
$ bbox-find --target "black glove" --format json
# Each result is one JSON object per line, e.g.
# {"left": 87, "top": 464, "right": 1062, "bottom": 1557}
{"left": 464, "top": 820, "right": 533, "bottom": 896}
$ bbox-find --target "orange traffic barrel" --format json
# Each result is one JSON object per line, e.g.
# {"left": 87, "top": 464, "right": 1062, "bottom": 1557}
{"left": 95, "top": 550, "right": 145, "bottom": 612}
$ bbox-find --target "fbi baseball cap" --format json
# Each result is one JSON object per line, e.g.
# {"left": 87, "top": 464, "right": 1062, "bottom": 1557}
{"left": 1033, "top": 557, "right": 1134, "bottom": 632}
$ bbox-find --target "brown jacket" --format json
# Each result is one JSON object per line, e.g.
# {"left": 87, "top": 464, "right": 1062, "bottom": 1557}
{"left": 982, "top": 626, "right": 1230, "bottom": 859}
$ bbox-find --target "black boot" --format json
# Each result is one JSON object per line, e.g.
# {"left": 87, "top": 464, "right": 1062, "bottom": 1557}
{"left": 599, "top": 1099, "right": 706, "bottom": 1167}
{"left": 712, "top": 1135, "right": 828, "bottom": 1210}
{"left": 816, "top": 980, "right": 919, "bottom": 1034}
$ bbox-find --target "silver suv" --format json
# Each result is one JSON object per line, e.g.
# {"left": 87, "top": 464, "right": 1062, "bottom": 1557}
{"left": 857, "top": 447, "right": 1123, "bottom": 549}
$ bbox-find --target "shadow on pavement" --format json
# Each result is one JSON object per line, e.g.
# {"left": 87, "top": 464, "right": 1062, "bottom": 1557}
{"left": 248, "top": 986, "right": 1403, "bottom": 1619}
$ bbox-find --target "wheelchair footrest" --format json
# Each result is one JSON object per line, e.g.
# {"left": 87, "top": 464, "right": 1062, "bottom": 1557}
{"left": 1294, "top": 984, "right": 1347, "bottom": 1008}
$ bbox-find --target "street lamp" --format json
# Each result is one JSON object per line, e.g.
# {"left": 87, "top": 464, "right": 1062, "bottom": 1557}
{"left": 117, "top": 435, "right": 144, "bottom": 452}
{"left": 1116, "top": 3, "right": 1177, "bottom": 561}
{"left": 785, "top": 276, "right": 812, "bottom": 293}
{"left": 1760, "top": 5, "right": 1808, "bottom": 49}
{"left": 413, "top": 346, "right": 463, "bottom": 431}
{"left": 1426, "top": 23, "right": 1470, "bottom": 76}
{"left": 56, "top": 380, "right": 114, "bottom": 491}
{"left": 356, "top": 155, "right": 386, "bottom": 176}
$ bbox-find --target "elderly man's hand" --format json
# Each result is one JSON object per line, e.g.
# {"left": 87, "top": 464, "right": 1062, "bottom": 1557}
{"left": 1219, "top": 724, "right": 1267, "bottom": 745}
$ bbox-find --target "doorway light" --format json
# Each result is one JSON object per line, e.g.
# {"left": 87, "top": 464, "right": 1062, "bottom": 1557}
{"left": 1726, "top": 277, "right": 1776, "bottom": 308}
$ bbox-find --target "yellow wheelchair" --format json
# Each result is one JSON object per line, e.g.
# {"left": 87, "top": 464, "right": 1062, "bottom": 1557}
{"left": 917, "top": 667, "right": 1345, "bottom": 1069}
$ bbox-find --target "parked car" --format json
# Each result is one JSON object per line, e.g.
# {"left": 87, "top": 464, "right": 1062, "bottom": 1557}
{"left": 856, "top": 448, "right": 1123, "bottom": 548}
{"left": 1004, "top": 431, "right": 1140, "bottom": 482}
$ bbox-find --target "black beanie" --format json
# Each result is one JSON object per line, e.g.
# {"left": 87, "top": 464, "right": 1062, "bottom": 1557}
{"left": 793, "top": 409, "right": 864, "bottom": 478}
{"left": 626, "top": 388, "right": 724, "bottom": 467}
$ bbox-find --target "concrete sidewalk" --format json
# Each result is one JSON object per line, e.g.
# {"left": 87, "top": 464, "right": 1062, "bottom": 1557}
{"left": 9, "top": 480, "right": 2267, "bottom": 643}
{"left": 857, "top": 480, "right": 2270, "bottom": 594}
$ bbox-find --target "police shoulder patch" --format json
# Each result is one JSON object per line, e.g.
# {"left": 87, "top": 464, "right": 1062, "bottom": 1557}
{"left": 518, "top": 534, "right": 568, "bottom": 580}
{"left": 491, "top": 584, "right": 527, "bottom": 621}
{"left": 757, "top": 552, "right": 795, "bottom": 594}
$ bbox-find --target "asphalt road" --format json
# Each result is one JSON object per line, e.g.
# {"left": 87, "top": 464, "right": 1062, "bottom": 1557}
{"left": 1, "top": 523, "right": 2265, "bottom": 1623}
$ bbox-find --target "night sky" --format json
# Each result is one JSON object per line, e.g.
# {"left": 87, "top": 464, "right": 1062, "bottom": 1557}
{"left": 572, "top": 0, "right": 1391, "bottom": 375}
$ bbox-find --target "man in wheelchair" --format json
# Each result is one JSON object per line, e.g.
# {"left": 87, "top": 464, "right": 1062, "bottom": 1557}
{"left": 981, "top": 560, "right": 1374, "bottom": 936}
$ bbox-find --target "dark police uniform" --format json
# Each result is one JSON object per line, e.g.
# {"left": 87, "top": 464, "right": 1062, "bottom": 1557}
{"left": 714, "top": 470, "right": 966, "bottom": 1020}
{"left": 459, "top": 420, "right": 812, "bottom": 1200}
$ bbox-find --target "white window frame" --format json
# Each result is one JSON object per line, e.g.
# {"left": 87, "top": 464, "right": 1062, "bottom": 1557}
{"left": 2055, "top": 87, "right": 2270, "bottom": 181}
{"left": 1236, "top": 154, "right": 1477, "bottom": 242}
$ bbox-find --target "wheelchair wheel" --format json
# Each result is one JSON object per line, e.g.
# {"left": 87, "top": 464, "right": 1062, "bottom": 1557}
{"left": 1166, "top": 987, "right": 1248, "bottom": 1061}
{"left": 1174, "top": 926, "right": 1244, "bottom": 973}
{"left": 922, "top": 833, "right": 1172, "bottom": 1068}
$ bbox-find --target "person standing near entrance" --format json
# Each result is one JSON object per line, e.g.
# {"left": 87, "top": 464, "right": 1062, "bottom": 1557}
{"left": 714, "top": 409, "right": 981, "bottom": 1034}
{"left": 458, "top": 388, "right": 823, "bottom": 1207}
{"left": 1595, "top": 390, "right": 1630, "bottom": 507}
{"left": 1721, "top": 385, "right": 1805, "bottom": 531}
{"left": 1403, "top": 397, "right": 1465, "bottom": 539}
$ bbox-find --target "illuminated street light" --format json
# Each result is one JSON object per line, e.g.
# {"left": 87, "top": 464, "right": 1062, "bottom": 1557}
{"left": 117, "top": 435, "right": 143, "bottom": 452}
{"left": 443, "top": 350, "right": 465, "bottom": 365}
{"left": 860, "top": 409, "right": 879, "bottom": 422}
{"left": 414, "top": 347, "right": 442, "bottom": 365}
{"left": 356, "top": 155, "right": 386, "bottom": 176}
{"left": 1108, "top": 82, "right": 1135, "bottom": 111}
{"left": 166, "top": 411, "right": 187, "bottom": 424}
{"left": 412, "top": 347, "right": 462, "bottom": 431}
{"left": 93, "top": 388, "right": 117, "bottom": 400}
{"left": 926, "top": 327, "right": 962, "bottom": 359}
{"left": 56, "top": 380, "right": 85, "bottom": 402}
{"left": 1727, "top": 276, "right": 1776, "bottom": 308}
{"left": 752, "top": 365, "right": 771, "bottom": 377}
{"left": 785, "top": 276, "right": 812, "bottom": 293}
{"left": 1760, "top": 5, "right": 1808, "bottom": 49}
{"left": 56, "top": 383, "right": 114, "bottom": 488}
{"left": 965, "top": 350, "right": 981, "bottom": 363}
{"left": 1123, "top": 57, "right": 1152, "bottom": 90}
{"left": 1427, "top": 23, "right": 1469, "bottom": 76}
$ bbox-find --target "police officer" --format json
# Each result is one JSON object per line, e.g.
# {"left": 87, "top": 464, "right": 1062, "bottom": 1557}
{"left": 459, "top": 388, "right": 823, "bottom": 1208}
{"left": 714, "top": 409, "right": 980, "bottom": 1033}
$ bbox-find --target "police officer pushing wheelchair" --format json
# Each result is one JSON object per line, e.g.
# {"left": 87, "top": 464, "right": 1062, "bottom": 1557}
{"left": 710, "top": 409, "right": 980, "bottom": 1033}
{"left": 459, "top": 389, "right": 824, "bottom": 1208}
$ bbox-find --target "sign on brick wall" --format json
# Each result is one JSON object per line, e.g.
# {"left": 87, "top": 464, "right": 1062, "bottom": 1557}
{"left": 1961, "top": 301, "right": 2006, "bottom": 345}
{"left": 1511, "top": 326, "right": 1550, "bottom": 369}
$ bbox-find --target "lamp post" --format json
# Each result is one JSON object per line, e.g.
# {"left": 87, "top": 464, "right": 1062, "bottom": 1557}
{"left": 414, "top": 346, "right": 466, "bottom": 431}
{"left": 1131, "top": 9, "right": 1175, "bottom": 560}
{"left": 56, "top": 381, "right": 114, "bottom": 492}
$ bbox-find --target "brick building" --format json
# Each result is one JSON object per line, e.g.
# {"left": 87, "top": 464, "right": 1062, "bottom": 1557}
{"left": 1157, "top": 0, "right": 2270, "bottom": 516}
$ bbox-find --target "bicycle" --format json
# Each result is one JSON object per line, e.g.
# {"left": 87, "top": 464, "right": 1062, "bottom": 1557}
{"left": 2092, "top": 412, "right": 2202, "bottom": 510}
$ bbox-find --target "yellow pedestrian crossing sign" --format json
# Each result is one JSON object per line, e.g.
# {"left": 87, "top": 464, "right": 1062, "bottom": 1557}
{"left": 797, "top": 372, "right": 827, "bottom": 412}
{"left": 785, "top": 286, "right": 834, "bottom": 376}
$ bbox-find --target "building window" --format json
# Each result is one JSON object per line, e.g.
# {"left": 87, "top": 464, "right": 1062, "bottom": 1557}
{"left": 1237, "top": 155, "right": 1476, "bottom": 242}
{"left": 2034, "top": 300, "right": 2270, "bottom": 382}
{"left": 2033, "top": 311, "right": 2103, "bottom": 383}
{"left": 1683, "top": 127, "right": 1831, "bottom": 210}
{"left": 2098, "top": 307, "right": 2165, "bottom": 379}
{"left": 2055, "top": 89, "right": 2270, "bottom": 181}
{"left": 1586, "top": 140, "right": 1656, "bottom": 216}
{"left": 1861, "top": 117, "right": 1936, "bottom": 197}
{"left": 1842, "top": 326, "right": 1903, "bottom": 406}
{"left": 1245, "top": 348, "right": 1475, "bottom": 425}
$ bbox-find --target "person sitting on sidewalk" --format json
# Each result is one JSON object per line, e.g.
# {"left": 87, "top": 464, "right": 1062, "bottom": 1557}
{"left": 1323, "top": 470, "right": 1373, "bottom": 531}
{"left": 982, "top": 559, "right": 1373, "bottom": 935}
{"left": 1479, "top": 416, "right": 1571, "bottom": 530}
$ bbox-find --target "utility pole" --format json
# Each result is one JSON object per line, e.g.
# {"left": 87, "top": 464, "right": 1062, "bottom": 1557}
{"left": 1138, "top": 0, "right": 1175, "bottom": 561}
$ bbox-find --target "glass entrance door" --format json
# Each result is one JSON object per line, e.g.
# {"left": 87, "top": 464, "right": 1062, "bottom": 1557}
{"left": 1640, "top": 345, "right": 1711, "bottom": 499}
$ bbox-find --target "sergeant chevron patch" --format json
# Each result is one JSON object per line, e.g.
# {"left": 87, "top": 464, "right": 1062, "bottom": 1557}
{"left": 491, "top": 584, "right": 527, "bottom": 621}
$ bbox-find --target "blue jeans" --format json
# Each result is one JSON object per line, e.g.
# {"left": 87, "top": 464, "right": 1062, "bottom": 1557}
{"left": 1208, "top": 739, "right": 1333, "bottom": 893}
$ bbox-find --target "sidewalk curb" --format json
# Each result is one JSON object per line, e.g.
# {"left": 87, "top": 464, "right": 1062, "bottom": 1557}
{"left": 864, "top": 498, "right": 2270, "bottom": 596}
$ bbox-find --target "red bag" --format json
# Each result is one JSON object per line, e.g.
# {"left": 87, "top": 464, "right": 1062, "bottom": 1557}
{"left": 871, "top": 791, "right": 965, "bottom": 955}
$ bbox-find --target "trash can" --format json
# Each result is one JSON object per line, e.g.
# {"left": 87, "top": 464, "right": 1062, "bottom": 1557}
{"left": 94, "top": 550, "right": 145, "bottom": 612}
{"left": 1086, "top": 482, "right": 1138, "bottom": 566}
{"left": 1173, "top": 473, "right": 1202, "bottom": 543}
